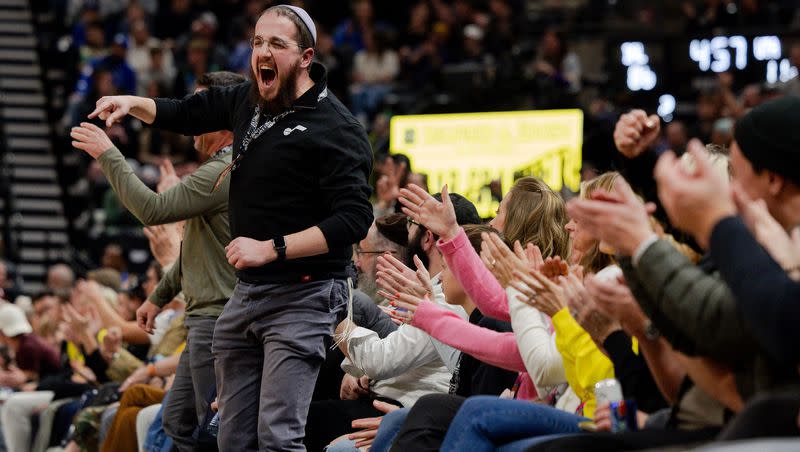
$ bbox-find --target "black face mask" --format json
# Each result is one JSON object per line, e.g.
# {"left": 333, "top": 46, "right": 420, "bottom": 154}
{"left": 405, "top": 228, "right": 430, "bottom": 270}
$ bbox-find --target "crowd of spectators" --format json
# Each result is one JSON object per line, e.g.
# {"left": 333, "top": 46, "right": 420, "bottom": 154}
{"left": 34, "top": 0, "right": 799, "bottom": 270}
{"left": 0, "top": 0, "right": 799, "bottom": 451}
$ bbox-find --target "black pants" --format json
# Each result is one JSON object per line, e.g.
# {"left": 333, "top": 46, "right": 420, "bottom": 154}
{"left": 390, "top": 394, "right": 466, "bottom": 452}
{"left": 717, "top": 393, "right": 800, "bottom": 441}
{"left": 527, "top": 427, "right": 720, "bottom": 451}
{"left": 305, "top": 397, "right": 401, "bottom": 452}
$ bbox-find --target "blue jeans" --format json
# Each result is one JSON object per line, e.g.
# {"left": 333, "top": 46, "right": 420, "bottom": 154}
{"left": 440, "top": 396, "right": 588, "bottom": 452}
{"left": 324, "top": 407, "right": 410, "bottom": 452}
{"left": 143, "top": 393, "right": 172, "bottom": 452}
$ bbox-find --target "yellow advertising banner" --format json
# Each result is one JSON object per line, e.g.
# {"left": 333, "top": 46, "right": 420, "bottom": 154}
{"left": 389, "top": 109, "right": 583, "bottom": 218}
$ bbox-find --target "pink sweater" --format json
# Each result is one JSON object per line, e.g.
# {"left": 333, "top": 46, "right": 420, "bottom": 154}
{"left": 437, "top": 229, "right": 511, "bottom": 322}
{"left": 412, "top": 301, "right": 537, "bottom": 400}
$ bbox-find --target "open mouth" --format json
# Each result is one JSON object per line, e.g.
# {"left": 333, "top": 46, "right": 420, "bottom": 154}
{"left": 259, "top": 64, "right": 276, "bottom": 88}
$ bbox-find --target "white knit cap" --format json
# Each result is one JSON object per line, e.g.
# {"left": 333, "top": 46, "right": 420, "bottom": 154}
{"left": 283, "top": 5, "right": 317, "bottom": 46}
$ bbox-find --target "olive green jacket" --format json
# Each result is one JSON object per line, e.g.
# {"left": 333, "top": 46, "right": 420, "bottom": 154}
{"left": 620, "top": 239, "right": 799, "bottom": 400}
{"left": 97, "top": 147, "right": 235, "bottom": 317}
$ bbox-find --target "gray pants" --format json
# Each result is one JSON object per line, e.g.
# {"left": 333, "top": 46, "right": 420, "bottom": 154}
{"left": 213, "top": 279, "right": 347, "bottom": 452}
{"left": 163, "top": 315, "right": 218, "bottom": 451}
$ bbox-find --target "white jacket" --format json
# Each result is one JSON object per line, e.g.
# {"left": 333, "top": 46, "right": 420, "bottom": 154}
{"left": 343, "top": 281, "right": 466, "bottom": 407}
{"left": 507, "top": 286, "right": 579, "bottom": 413}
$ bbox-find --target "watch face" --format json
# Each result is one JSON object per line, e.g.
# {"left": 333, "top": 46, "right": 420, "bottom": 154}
{"left": 644, "top": 322, "right": 660, "bottom": 340}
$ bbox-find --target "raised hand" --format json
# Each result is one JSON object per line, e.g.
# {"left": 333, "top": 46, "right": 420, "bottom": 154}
{"left": 613, "top": 109, "right": 661, "bottom": 158}
{"left": 88, "top": 95, "right": 134, "bottom": 127}
{"left": 398, "top": 184, "right": 461, "bottom": 241}
{"left": 70, "top": 122, "right": 115, "bottom": 159}
{"left": 143, "top": 223, "right": 182, "bottom": 267}
{"left": 157, "top": 159, "right": 181, "bottom": 193}
{"left": 376, "top": 158, "right": 405, "bottom": 205}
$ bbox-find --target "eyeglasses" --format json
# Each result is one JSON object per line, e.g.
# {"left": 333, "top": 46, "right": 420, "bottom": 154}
{"left": 354, "top": 249, "right": 398, "bottom": 258}
{"left": 250, "top": 36, "right": 304, "bottom": 52}
{"left": 406, "top": 217, "right": 422, "bottom": 230}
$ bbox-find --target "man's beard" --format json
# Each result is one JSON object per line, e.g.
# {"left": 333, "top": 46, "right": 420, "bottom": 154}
{"left": 248, "top": 61, "right": 300, "bottom": 115}
{"left": 405, "top": 228, "right": 430, "bottom": 271}
{"left": 357, "top": 268, "right": 380, "bottom": 302}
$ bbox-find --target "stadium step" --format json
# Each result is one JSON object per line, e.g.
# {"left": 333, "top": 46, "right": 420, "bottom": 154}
{"left": 0, "top": 21, "right": 33, "bottom": 35}
{"left": 1, "top": 106, "right": 46, "bottom": 120}
{"left": 0, "top": 48, "right": 35, "bottom": 61}
{"left": 0, "top": 0, "right": 69, "bottom": 292}
{"left": 7, "top": 137, "right": 51, "bottom": 151}
{"left": 0, "top": 62, "right": 39, "bottom": 76}
{"left": 12, "top": 183, "right": 62, "bottom": 200}
{"left": 2, "top": 92, "right": 46, "bottom": 106}
{"left": 3, "top": 122, "right": 49, "bottom": 137}
{"left": 0, "top": 77, "right": 42, "bottom": 91}
{"left": 0, "top": 9, "right": 30, "bottom": 21}
{"left": 0, "top": 35, "right": 35, "bottom": 48}
{"left": 0, "top": 0, "right": 28, "bottom": 8}
{"left": 5, "top": 152, "right": 55, "bottom": 166}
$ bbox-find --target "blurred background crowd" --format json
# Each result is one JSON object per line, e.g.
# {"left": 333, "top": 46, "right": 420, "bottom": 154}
{"left": 0, "top": 0, "right": 796, "bottom": 293}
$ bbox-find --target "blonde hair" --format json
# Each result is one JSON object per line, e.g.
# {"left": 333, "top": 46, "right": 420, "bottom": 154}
{"left": 503, "top": 177, "right": 570, "bottom": 259}
{"left": 577, "top": 172, "right": 620, "bottom": 273}
{"left": 680, "top": 144, "right": 731, "bottom": 181}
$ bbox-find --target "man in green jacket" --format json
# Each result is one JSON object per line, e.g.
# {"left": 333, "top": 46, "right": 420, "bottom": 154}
{"left": 70, "top": 71, "right": 245, "bottom": 451}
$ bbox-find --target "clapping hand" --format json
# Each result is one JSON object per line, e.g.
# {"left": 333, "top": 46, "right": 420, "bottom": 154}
{"left": 565, "top": 177, "right": 656, "bottom": 257}
{"left": 479, "top": 232, "right": 541, "bottom": 287}
{"left": 562, "top": 272, "right": 621, "bottom": 344}
{"left": 510, "top": 269, "right": 567, "bottom": 317}
{"left": 585, "top": 273, "right": 649, "bottom": 337}
{"left": 377, "top": 255, "right": 435, "bottom": 324}
{"left": 541, "top": 256, "right": 569, "bottom": 281}
{"left": 654, "top": 146, "right": 735, "bottom": 249}
{"left": 732, "top": 181, "right": 800, "bottom": 278}
{"left": 376, "top": 254, "right": 433, "bottom": 300}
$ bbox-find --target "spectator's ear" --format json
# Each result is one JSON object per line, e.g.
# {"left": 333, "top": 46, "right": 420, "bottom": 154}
{"left": 421, "top": 230, "right": 436, "bottom": 252}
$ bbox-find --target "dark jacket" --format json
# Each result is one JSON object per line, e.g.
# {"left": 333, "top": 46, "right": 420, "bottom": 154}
{"left": 710, "top": 216, "right": 800, "bottom": 365}
{"left": 151, "top": 63, "right": 373, "bottom": 283}
{"left": 620, "top": 239, "right": 800, "bottom": 400}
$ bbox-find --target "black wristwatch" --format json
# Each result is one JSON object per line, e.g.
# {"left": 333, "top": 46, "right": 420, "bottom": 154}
{"left": 644, "top": 321, "right": 661, "bottom": 341}
{"left": 273, "top": 236, "right": 287, "bottom": 262}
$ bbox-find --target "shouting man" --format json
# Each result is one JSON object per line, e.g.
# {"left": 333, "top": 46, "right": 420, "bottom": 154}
{"left": 81, "top": 5, "right": 373, "bottom": 451}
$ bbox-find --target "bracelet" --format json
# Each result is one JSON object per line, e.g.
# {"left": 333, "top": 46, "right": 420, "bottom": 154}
{"left": 146, "top": 363, "right": 157, "bottom": 377}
